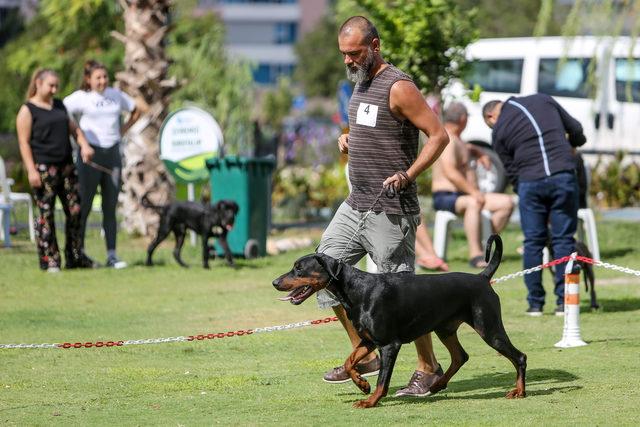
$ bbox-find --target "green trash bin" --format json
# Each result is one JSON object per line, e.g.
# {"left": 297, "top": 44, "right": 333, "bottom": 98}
{"left": 206, "top": 156, "right": 276, "bottom": 258}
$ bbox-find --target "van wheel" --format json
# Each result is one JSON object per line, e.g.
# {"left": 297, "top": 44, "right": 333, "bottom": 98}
{"left": 469, "top": 144, "right": 508, "bottom": 193}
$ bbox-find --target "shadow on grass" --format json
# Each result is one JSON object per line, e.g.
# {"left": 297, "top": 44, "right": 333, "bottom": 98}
{"left": 593, "top": 298, "right": 640, "bottom": 313}
{"left": 599, "top": 247, "right": 634, "bottom": 259}
{"left": 128, "top": 259, "right": 264, "bottom": 270}
{"left": 0, "top": 243, "right": 34, "bottom": 254}
{"left": 130, "top": 260, "right": 165, "bottom": 267}
{"left": 338, "top": 368, "right": 580, "bottom": 404}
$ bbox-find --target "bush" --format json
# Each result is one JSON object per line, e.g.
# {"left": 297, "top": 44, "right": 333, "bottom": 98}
{"left": 272, "top": 162, "right": 348, "bottom": 222}
{"left": 590, "top": 152, "right": 640, "bottom": 208}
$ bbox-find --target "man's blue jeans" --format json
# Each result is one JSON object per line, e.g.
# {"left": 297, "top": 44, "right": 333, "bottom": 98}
{"left": 518, "top": 171, "right": 578, "bottom": 309}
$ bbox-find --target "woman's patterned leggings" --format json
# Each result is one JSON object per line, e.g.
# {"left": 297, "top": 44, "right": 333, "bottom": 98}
{"left": 32, "top": 163, "right": 84, "bottom": 270}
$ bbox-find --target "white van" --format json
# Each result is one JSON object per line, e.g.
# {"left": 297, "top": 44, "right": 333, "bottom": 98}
{"left": 444, "top": 36, "right": 640, "bottom": 191}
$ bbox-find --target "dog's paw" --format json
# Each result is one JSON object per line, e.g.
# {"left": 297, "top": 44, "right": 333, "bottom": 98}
{"left": 353, "top": 399, "right": 376, "bottom": 409}
{"left": 428, "top": 380, "right": 447, "bottom": 396}
{"left": 506, "top": 388, "right": 526, "bottom": 399}
{"left": 354, "top": 377, "right": 370, "bottom": 394}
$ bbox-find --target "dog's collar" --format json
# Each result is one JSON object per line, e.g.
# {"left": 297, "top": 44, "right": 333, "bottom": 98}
{"left": 327, "top": 261, "right": 352, "bottom": 310}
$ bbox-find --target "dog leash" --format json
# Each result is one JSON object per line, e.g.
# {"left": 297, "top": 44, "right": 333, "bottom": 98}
{"left": 336, "top": 185, "right": 401, "bottom": 263}
{"left": 86, "top": 160, "right": 120, "bottom": 187}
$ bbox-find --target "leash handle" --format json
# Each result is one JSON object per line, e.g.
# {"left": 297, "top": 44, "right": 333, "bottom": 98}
{"left": 87, "top": 161, "right": 113, "bottom": 174}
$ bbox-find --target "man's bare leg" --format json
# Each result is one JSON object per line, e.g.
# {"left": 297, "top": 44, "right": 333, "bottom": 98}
{"left": 334, "top": 304, "right": 377, "bottom": 362}
{"left": 456, "top": 196, "right": 484, "bottom": 259}
{"left": 484, "top": 193, "right": 514, "bottom": 233}
{"left": 415, "top": 222, "right": 449, "bottom": 271}
{"left": 413, "top": 333, "right": 439, "bottom": 373}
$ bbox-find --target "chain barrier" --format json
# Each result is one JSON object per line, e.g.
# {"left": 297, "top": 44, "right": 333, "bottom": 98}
{"left": 0, "top": 317, "right": 339, "bottom": 350}
{"left": 490, "top": 255, "right": 572, "bottom": 284}
{"left": 576, "top": 256, "right": 640, "bottom": 277}
{"left": 2, "top": 254, "right": 640, "bottom": 350}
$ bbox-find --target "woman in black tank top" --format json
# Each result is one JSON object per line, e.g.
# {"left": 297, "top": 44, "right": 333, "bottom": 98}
{"left": 15, "top": 69, "right": 97, "bottom": 272}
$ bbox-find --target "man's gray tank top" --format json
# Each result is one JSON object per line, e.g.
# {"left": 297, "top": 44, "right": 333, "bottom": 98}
{"left": 346, "top": 64, "right": 420, "bottom": 215}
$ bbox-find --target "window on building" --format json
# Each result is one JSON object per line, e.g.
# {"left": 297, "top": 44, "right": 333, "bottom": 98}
{"left": 465, "top": 59, "right": 523, "bottom": 93}
{"left": 538, "top": 58, "right": 591, "bottom": 98}
{"left": 206, "top": 0, "right": 297, "bottom": 4}
{"left": 274, "top": 22, "right": 297, "bottom": 44}
{"left": 615, "top": 58, "right": 640, "bottom": 103}
{"left": 253, "top": 63, "right": 295, "bottom": 84}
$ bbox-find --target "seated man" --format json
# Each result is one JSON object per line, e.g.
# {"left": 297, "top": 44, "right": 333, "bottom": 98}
{"left": 431, "top": 102, "right": 514, "bottom": 268}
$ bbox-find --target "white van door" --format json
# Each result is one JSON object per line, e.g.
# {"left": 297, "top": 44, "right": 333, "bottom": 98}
{"left": 607, "top": 52, "right": 640, "bottom": 153}
{"left": 536, "top": 56, "right": 603, "bottom": 150}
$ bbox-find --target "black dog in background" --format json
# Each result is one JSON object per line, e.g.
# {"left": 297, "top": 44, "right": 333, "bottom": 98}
{"left": 548, "top": 240, "right": 599, "bottom": 310}
{"left": 142, "top": 194, "right": 239, "bottom": 269}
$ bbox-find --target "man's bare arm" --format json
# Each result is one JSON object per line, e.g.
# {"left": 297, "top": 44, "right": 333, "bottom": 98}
{"left": 440, "top": 144, "right": 478, "bottom": 195}
{"left": 386, "top": 80, "right": 449, "bottom": 186}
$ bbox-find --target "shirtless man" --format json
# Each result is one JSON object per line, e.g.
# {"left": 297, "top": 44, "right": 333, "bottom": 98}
{"left": 431, "top": 102, "right": 514, "bottom": 267}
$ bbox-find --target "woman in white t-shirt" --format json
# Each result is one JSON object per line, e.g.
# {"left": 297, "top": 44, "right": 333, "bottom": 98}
{"left": 64, "top": 60, "right": 142, "bottom": 268}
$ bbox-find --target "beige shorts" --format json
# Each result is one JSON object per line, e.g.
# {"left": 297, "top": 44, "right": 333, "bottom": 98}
{"left": 316, "top": 201, "right": 419, "bottom": 309}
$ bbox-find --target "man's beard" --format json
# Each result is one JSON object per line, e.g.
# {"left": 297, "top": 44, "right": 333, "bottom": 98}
{"left": 345, "top": 47, "right": 375, "bottom": 84}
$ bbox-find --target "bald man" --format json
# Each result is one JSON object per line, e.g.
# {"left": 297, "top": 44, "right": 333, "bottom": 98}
{"left": 316, "top": 16, "right": 449, "bottom": 398}
{"left": 431, "top": 102, "right": 514, "bottom": 268}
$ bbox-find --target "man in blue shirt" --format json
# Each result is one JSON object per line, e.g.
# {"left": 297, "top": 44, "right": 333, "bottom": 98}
{"left": 483, "top": 94, "right": 586, "bottom": 316}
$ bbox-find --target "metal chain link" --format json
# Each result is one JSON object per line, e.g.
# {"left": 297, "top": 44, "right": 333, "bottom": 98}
{"left": 577, "top": 256, "right": 640, "bottom": 277}
{"left": 491, "top": 255, "right": 572, "bottom": 284}
{"left": 121, "top": 336, "right": 190, "bottom": 346}
{"left": 0, "top": 317, "right": 340, "bottom": 350}
{"left": 0, "top": 343, "right": 59, "bottom": 349}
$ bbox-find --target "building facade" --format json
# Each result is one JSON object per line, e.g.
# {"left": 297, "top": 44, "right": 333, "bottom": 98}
{"left": 198, "top": 0, "right": 329, "bottom": 84}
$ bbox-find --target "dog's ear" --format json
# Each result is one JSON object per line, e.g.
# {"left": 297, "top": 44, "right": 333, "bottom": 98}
{"left": 314, "top": 253, "right": 341, "bottom": 282}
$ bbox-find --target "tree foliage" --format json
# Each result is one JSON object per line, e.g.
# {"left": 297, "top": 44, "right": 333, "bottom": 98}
{"left": 0, "top": 0, "right": 254, "bottom": 149}
{"left": 293, "top": 16, "right": 345, "bottom": 97}
{"left": 336, "top": 0, "right": 478, "bottom": 93}
{"left": 4, "top": 0, "right": 123, "bottom": 96}
{"left": 0, "top": 0, "right": 122, "bottom": 133}
{"left": 168, "top": 12, "right": 254, "bottom": 154}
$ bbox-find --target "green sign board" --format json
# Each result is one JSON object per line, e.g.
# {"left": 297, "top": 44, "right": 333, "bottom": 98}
{"left": 159, "top": 107, "right": 223, "bottom": 183}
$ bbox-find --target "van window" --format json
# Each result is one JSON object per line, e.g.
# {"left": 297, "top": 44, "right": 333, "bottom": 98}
{"left": 466, "top": 59, "right": 523, "bottom": 93}
{"left": 615, "top": 58, "right": 640, "bottom": 103}
{"left": 538, "top": 58, "right": 591, "bottom": 98}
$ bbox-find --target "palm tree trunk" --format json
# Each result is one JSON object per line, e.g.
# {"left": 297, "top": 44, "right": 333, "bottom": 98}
{"left": 113, "top": 0, "right": 177, "bottom": 236}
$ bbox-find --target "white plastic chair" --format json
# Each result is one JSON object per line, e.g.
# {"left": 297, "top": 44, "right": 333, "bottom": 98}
{"left": 542, "top": 208, "right": 600, "bottom": 264}
{"left": 577, "top": 208, "right": 600, "bottom": 261}
{"left": 0, "top": 156, "right": 35, "bottom": 243}
{"left": 432, "top": 209, "right": 493, "bottom": 261}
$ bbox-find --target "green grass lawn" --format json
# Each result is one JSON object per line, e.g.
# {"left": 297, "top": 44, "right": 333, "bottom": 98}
{"left": 1, "top": 221, "right": 640, "bottom": 425}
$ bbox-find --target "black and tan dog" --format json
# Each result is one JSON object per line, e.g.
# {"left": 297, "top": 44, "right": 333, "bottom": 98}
{"left": 143, "top": 195, "right": 239, "bottom": 269}
{"left": 548, "top": 240, "right": 599, "bottom": 310}
{"left": 273, "top": 235, "right": 526, "bottom": 408}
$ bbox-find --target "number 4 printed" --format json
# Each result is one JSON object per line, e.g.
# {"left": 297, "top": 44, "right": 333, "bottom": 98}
{"left": 356, "top": 103, "right": 378, "bottom": 127}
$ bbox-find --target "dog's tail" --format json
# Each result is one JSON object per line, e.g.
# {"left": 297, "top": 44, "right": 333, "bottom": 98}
{"left": 480, "top": 234, "right": 503, "bottom": 280}
{"left": 141, "top": 192, "right": 166, "bottom": 212}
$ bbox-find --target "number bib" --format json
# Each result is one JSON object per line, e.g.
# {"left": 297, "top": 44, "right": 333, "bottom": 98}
{"left": 356, "top": 102, "right": 378, "bottom": 127}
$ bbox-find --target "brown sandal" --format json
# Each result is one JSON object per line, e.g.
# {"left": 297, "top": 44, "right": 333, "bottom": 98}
{"left": 469, "top": 255, "right": 488, "bottom": 268}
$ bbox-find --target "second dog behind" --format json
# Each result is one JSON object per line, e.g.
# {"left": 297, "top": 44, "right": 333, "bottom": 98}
{"left": 143, "top": 194, "right": 239, "bottom": 269}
